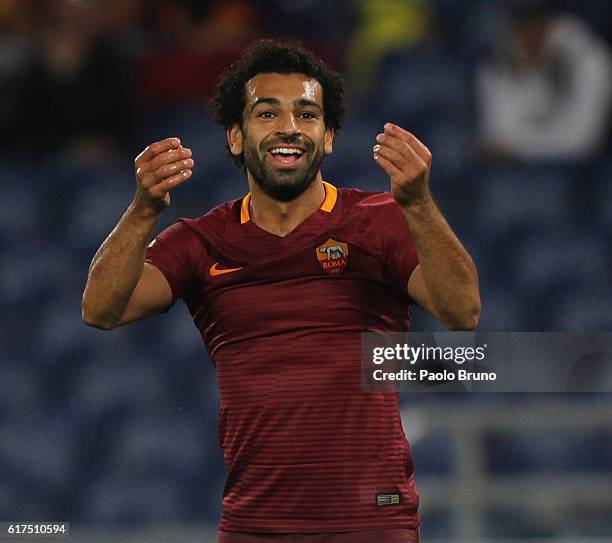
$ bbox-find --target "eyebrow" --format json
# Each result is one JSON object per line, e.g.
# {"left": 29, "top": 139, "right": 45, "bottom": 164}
{"left": 250, "top": 97, "right": 323, "bottom": 113}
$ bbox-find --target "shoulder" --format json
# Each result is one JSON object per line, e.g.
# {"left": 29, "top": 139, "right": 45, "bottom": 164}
{"left": 150, "top": 198, "right": 242, "bottom": 258}
{"left": 337, "top": 187, "right": 397, "bottom": 210}
{"left": 185, "top": 198, "right": 240, "bottom": 227}
{"left": 550, "top": 15, "right": 596, "bottom": 46}
{"left": 337, "top": 187, "right": 404, "bottom": 222}
{"left": 169, "top": 197, "right": 243, "bottom": 243}
{"left": 336, "top": 186, "right": 414, "bottom": 256}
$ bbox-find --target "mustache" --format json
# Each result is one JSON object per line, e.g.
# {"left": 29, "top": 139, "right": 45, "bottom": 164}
{"left": 263, "top": 136, "right": 311, "bottom": 152}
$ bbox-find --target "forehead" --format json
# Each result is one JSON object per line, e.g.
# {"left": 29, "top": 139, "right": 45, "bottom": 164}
{"left": 244, "top": 72, "right": 323, "bottom": 106}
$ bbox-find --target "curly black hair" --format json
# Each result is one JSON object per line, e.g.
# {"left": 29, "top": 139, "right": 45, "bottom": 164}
{"left": 212, "top": 39, "right": 346, "bottom": 168}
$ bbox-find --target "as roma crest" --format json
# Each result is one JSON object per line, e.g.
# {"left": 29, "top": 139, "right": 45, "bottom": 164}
{"left": 316, "top": 238, "right": 349, "bottom": 275}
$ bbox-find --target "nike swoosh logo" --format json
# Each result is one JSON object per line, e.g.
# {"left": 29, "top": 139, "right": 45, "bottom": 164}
{"left": 209, "top": 263, "right": 243, "bottom": 276}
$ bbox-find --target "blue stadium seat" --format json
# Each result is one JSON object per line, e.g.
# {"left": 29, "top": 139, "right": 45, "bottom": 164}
{"left": 105, "top": 413, "right": 210, "bottom": 479}
{"left": 0, "top": 244, "right": 75, "bottom": 307}
{"left": 476, "top": 287, "right": 523, "bottom": 331}
{"left": 0, "top": 418, "right": 77, "bottom": 491}
{"left": 597, "top": 162, "right": 612, "bottom": 231}
{"left": 80, "top": 473, "right": 185, "bottom": 524}
{"left": 564, "top": 503, "right": 612, "bottom": 538}
{"left": 419, "top": 507, "right": 453, "bottom": 539}
{"left": 411, "top": 308, "right": 450, "bottom": 332}
{"left": 36, "top": 289, "right": 131, "bottom": 362}
{"left": 511, "top": 230, "right": 609, "bottom": 298}
{"left": 486, "top": 507, "right": 557, "bottom": 538}
{"left": 377, "top": 46, "right": 469, "bottom": 126}
{"left": 421, "top": 119, "right": 474, "bottom": 185}
{"left": 485, "top": 430, "right": 603, "bottom": 473}
{"left": 0, "top": 481, "right": 24, "bottom": 519}
{"left": 410, "top": 432, "right": 455, "bottom": 475}
{"left": 69, "top": 359, "right": 171, "bottom": 424}
{"left": 66, "top": 171, "right": 134, "bottom": 251}
{"left": 0, "top": 179, "right": 41, "bottom": 241}
{"left": 138, "top": 106, "right": 222, "bottom": 165}
{"left": 474, "top": 166, "right": 572, "bottom": 243}
{"left": 324, "top": 113, "right": 388, "bottom": 191}
{"left": 0, "top": 363, "right": 42, "bottom": 422}
{"left": 162, "top": 307, "right": 209, "bottom": 359}
{"left": 552, "top": 288, "right": 612, "bottom": 331}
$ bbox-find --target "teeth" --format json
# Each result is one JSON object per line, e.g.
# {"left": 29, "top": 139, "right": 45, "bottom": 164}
{"left": 270, "top": 147, "right": 303, "bottom": 156}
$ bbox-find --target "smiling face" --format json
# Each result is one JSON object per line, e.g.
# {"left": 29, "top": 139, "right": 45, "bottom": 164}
{"left": 227, "top": 72, "right": 334, "bottom": 202}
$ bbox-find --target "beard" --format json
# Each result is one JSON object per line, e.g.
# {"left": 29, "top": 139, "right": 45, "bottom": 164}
{"left": 243, "top": 134, "right": 326, "bottom": 203}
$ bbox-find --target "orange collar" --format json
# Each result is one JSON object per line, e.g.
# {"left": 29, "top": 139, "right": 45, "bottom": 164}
{"left": 240, "top": 181, "right": 338, "bottom": 224}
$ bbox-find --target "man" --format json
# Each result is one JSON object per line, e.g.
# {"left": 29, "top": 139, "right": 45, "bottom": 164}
{"left": 82, "top": 40, "right": 480, "bottom": 543}
{"left": 477, "top": 0, "right": 612, "bottom": 162}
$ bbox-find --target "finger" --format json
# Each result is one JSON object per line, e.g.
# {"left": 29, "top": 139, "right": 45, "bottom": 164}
{"left": 141, "top": 158, "right": 194, "bottom": 188}
{"left": 135, "top": 137, "right": 181, "bottom": 165}
{"left": 148, "top": 169, "right": 192, "bottom": 198}
{"left": 373, "top": 149, "right": 402, "bottom": 178}
{"left": 374, "top": 143, "right": 421, "bottom": 175}
{"left": 152, "top": 158, "right": 194, "bottom": 181}
{"left": 375, "top": 132, "right": 423, "bottom": 165}
{"left": 384, "top": 123, "right": 431, "bottom": 163}
{"left": 145, "top": 147, "right": 192, "bottom": 173}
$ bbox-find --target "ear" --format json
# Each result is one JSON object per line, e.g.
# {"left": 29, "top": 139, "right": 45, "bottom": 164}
{"left": 324, "top": 127, "right": 334, "bottom": 155}
{"left": 227, "top": 124, "right": 243, "bottom": 156}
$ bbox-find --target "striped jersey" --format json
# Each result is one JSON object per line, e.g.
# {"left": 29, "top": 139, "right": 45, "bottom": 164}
{"left": 145, "top": 182, "right": 420, "bottom": 533}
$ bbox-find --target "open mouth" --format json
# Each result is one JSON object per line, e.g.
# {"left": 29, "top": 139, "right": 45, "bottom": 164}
{"left": 267, "top": 146, "right": 306, "bottom": 167}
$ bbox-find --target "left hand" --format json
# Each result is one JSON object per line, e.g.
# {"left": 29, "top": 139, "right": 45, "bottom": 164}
{"left": 373, "top": 123, "right": 432, "bottom": 207}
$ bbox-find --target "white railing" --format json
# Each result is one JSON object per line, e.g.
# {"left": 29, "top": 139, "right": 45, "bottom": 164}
{"left": 402, "top": 399, "right": 612, "bottom": 541}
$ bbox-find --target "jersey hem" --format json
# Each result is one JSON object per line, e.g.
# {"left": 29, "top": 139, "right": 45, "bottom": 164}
{"left": 218, "top": 517, "right": 419, "bottom": 534}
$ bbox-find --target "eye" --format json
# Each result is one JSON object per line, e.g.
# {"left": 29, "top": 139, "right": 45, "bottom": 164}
{"left": 300, "top": 111, "right": 318, "bottom": 120}
{"left": 257, "top": 110, "right": 276, "bottom": 119}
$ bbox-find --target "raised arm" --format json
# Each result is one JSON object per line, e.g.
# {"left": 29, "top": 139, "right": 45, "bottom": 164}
{"left": 374, "top": 123, "right": 481, "bottom": 330}
{"left": 82, "top": 137, "right": 194, "bottom": 330}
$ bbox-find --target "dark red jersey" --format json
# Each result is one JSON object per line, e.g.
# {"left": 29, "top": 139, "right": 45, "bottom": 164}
{"left": 145, "top": 182, "right": 420, "bottom": 533}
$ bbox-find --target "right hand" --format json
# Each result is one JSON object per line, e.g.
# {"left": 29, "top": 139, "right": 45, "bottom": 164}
{"left": 133, "top": 137, "right": 194, "bottom": 215}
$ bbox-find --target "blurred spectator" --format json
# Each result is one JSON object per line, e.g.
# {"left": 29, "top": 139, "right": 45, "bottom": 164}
{"left": 253, "top": 0, "right": 355, "bottom": 68}
{"left": 0, "top": 1, "right": 39, "bottom": 151}
{"left": 346, "top": 0, "right": 432, "bottom": 100}
{"left": 1, "top": 0, "right": 134, "bottom": 165}
{"left": 476, "top": 0, "right": 612, "bottom": 162}
{"left": 137, "top": 0, "right": 262, "bottom": 109}
{"left": 99, "top": 0, "right": 148, "bottom": 56}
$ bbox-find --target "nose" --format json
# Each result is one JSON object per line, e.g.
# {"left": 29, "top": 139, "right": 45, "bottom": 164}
{"left": 277, "top": 111, "right": 300, "bottom": 136}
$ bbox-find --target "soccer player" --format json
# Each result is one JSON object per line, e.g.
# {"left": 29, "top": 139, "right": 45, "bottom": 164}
{"left": 82, "top": 40, "right": 480, "bottom": 543}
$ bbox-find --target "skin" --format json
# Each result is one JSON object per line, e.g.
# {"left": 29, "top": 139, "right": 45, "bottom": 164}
{"left": 82, "top": 72, "right": 480, "bottom": 330}
{"left": 514, "top": 16, "right": 552, "bottom": 71}
{"left": 81, "top": 138, "right": 192, "bottom": 328}
{"left": 227, "top": 72, "right": 334, "bottom": 236}
{"left": 374, "top": 123, "right": 480, "bottom": 329}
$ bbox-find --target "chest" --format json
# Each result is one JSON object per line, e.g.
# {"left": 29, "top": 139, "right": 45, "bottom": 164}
{"left": 191, "top": 229, "right": 407, "bottom": 345}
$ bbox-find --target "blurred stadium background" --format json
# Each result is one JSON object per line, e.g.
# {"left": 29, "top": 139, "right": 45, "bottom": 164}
{"left": 1, "top": 0, "right": 611, "bottom": 541}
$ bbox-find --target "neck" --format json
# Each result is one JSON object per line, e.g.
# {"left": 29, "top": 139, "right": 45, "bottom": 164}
{"left": 247, "top": 172, "right": 325, "bottom": 237}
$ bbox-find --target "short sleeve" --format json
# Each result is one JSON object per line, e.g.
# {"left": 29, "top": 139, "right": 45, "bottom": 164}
{"left": 379, "top": 199, "right": 419, "bottom": 293}
{"left": 145, "top": 220, "right": 199, "bottom": 303}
